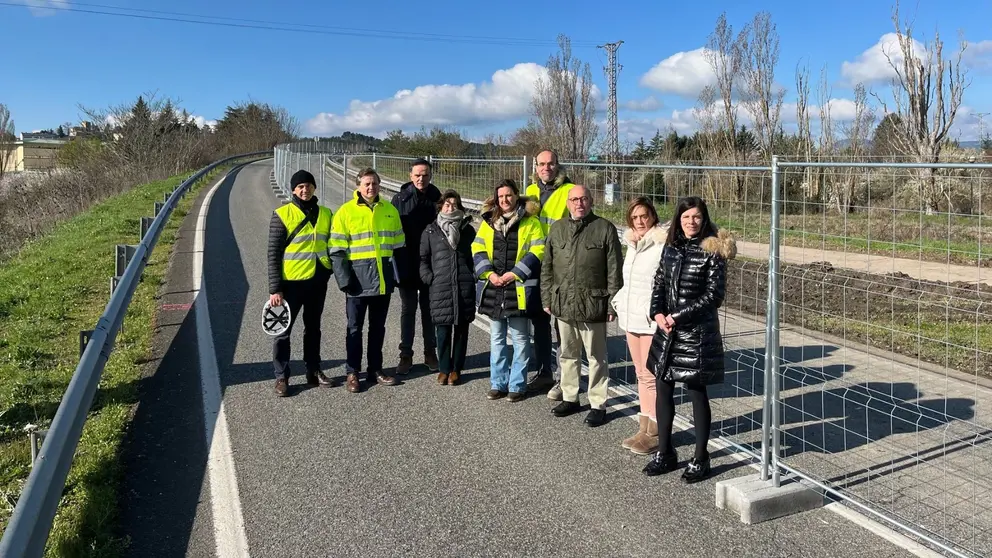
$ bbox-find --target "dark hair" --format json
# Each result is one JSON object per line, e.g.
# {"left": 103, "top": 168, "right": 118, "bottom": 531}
{"left": 410, "top": 158, "right": 432, "bottom": 171}
{"left": 438, "top": 189, "right": 465, "bottom": 211}
{"left": 494, "top": 178, "right": 519, "bottom": 198}
{"left": 355, "top": 167, "right": 380, "bottom": 185}
{"left": 625, "top": 196, "right": 659, "bottom": 229}
{"left": 665, "top": 196, "right": 717, "bottom": 246}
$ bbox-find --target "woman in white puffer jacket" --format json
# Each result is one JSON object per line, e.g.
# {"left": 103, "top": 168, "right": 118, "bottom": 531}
{"left": 612, "top": 197, "right": 668, "bottom": 455}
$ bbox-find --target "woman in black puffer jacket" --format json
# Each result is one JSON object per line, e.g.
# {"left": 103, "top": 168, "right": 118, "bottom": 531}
{"left": 642, "top": 196, "right": 736, "bottom": 484}
{"left": 420, "top": 190, "right": 477, "bottom": 386}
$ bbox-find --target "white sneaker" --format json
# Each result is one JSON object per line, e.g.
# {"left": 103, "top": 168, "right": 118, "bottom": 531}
{"left": 547, "top": 382, "right": 563, "bottom": 401}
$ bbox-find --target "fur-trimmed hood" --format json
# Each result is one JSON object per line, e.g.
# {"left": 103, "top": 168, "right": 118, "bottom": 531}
{"left": 480, "top": 195, "right": 540, "bottom": 220}
{"left": 529, "top": 171, "right": 572, "bottom": 189}
{"left": 623, "top": 223, "right": 669, "bottom": 249}
{"left": 700, "top": 228, "right": 737, "bottom": 260}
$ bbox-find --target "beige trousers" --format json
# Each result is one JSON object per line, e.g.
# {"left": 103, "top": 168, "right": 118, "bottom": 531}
{"left": 557, "top": 319, "right": 610, "bottom": 410}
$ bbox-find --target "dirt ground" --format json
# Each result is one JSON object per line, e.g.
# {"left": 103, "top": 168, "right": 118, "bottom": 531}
{"left": 726, "top": 259, "right": 992, "bottom": 376}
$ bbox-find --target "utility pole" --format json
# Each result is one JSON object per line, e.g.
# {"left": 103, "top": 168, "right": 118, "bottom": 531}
{"left": 598, "top": 40, "right": 623, "bottom": 193}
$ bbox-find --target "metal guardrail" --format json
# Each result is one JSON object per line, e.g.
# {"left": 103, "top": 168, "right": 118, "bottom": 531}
{"left": 0, "top": 151, "right": 270, "bottom": 558}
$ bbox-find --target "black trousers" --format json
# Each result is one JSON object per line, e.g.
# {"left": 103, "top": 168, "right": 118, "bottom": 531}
{"left": 272, "top": 277, "right": 328, "bottom": 379}
{"left": 435, "top": 323, "right": 470, "bottom": 374}
{"left": 530, "top": 310, "right": 558, "bottom": 376}
{"left": 346, "top": 294, "right": 391, "bottom": 375}
{"left": 656, "top": 379, "right": 712, "bottom": 460}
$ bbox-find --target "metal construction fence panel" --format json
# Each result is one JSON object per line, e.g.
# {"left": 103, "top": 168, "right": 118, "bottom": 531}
{"left": 274, "top": 143, "right": 992, "bottom": 557}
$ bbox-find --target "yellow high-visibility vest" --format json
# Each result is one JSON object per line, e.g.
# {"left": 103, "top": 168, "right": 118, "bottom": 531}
{"left": 526, "top": 182, "right": 573, "bottom": 235}
{"left": 471, "top": 212, "right": 545, "bottom": 311}
{"left": 328, "top": 191, "right": 405, "bottom": 295}
{"left": 275, "top": 203, "right": 332, "bottom": 281}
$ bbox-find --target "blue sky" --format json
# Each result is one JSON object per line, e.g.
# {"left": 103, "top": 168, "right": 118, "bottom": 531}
{"left": 3, "top": 0, "right": 992, "bottom": 144}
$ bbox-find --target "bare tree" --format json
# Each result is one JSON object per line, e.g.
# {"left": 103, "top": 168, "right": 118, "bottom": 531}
{"left": 531, "top": 34, "right": 598, "bottom": 159}
{"left": 739, "top": 11, "right": 786, "bottom": 161}
{"left": 874, "top": 0, "right": 969, "bottom": 212}
{"left": 704, "top": 13, "right": 747, "bottom": 199}
{"left": 693, "top": 85, "right": 722, "bottom": 202}
{"left": 816, "top": 65, "right": 835, "bottom": 155}
{"left": 794, "top": 62, "right": 817, "bottom": 202}
{"left": 839, "top": 84, "right": 876, "bottom": 212}
{"left": 0, "top": 103, "right": 15, "bottom": 181}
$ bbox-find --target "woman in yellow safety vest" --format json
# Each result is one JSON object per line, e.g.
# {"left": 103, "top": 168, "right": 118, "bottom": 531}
{"left": 267, "top": 170, "right": 334, "bottom": 397}
{"left": 472, "top": 179, "right": 545, "bottom": 402}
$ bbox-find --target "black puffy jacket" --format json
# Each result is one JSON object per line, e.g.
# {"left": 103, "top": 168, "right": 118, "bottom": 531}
{"left": 419, "top": 216, "right": 477, "bottom": 326}
{"left": 646, "top": 229, "right": 737, "bottom": 386}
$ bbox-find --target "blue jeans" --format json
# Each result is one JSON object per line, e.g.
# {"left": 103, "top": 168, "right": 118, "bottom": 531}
{"left": 490, "top": 317, "right": 531, "bottom": 393}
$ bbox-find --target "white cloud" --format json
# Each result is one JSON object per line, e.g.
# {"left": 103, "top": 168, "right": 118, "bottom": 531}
{"left": 305, "top": 63, "right": 601, "bottom": 135}
{"left": 840, "top": 32, "right": 926, "bottom": 85}
{"left": 963, "top": 40, "right": 992, "bottom": 71}
{"left": 190, "top": 115, "right": 218, "bottom": 130}
{"left": 639, "top": 48, "right": 716, "bottom": 98}
{"left": 20, "top": 0, "right": 69, "bottom": 17}
{"left": 621, "top": 96, "right": 663, "bottom": 112}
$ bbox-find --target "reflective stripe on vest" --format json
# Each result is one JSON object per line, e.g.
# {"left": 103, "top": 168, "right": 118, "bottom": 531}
{"left": 275, "top": 203, "right": 333, "bottom": 281}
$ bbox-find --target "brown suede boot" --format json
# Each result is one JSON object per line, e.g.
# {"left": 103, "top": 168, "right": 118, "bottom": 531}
{"left": 622, "top": 414, "right": 648, "bottom": 449}
{"left": 629, "top": 416, "right": 660, "bottom": 455}
{"left": 437, "top": 372, "right": 448, "bottom": 385}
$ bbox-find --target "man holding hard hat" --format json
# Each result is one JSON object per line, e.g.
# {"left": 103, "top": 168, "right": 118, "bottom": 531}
{"left": 267, "top": 169, "right": 334, "bottom": 397}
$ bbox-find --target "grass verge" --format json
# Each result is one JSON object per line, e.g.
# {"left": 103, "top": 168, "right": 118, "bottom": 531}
{"left": 0, "top": 166, "right": 231, "bottom": 557}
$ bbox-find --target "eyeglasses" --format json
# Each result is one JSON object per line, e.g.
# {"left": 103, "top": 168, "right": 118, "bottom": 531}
{"left": 568, "top": 196, "right": 590, "bottom": 203}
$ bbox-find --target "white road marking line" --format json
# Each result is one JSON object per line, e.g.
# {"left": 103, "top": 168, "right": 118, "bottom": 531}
{"left": 193, "top": 171, "right": 251, "bottom": 558}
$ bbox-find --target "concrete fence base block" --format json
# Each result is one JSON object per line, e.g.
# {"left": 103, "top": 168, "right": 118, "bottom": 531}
{"left": 715, "top": 473, "right": 824, "bottom": 524}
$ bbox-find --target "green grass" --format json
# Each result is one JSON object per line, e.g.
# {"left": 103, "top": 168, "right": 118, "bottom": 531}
{"left": 0, "top": 166, "right": 229, "bottom": 557}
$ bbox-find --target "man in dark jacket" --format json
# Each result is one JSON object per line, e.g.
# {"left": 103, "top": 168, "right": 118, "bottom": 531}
{"left": 540, "top": 184, "right": 623, "bottom": 427}
{"left": 267, "top": 169, "right": 334, "bottom": 397}
{"left": 391, "top": 158, "right": 441, "bottom": 374}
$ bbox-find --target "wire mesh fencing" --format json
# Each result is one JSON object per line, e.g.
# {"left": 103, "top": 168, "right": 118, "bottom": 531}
{"left": 767, "top": 158, "right": 991, "bottom": 558}
{"left": 274, "top": 142, "right": 992, "bottom": 556}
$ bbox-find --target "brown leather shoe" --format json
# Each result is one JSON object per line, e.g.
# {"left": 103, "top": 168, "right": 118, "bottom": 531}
{"left": 424, "top": 350, "right": 439, "bottom": 371}
{"left": 437, "top": 372, "right": 448, "bottom": 385}
{"left": 316, "top": 370, "right": 333, "bottom": 387}
{"left": 374, "top": 372, "right": 397, "bottom": 386}
{"left": 345, "top": 373, "right": 361, "bottom": 393}
{"left": 447, "top": 371, "right": 460, "bottom": 385}
{"left": 274, "top": 378, "right": 289, "bottom": 397}
{"left": 396, "top": 355, "right": 413, "bottom": 375}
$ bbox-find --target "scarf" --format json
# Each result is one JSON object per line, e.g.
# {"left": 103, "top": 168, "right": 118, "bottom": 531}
{"left": 436, "top": 210, "right": 465, "bottom": 250}
{"left": 492, "top": 209, "right": 520, "bottom": 235}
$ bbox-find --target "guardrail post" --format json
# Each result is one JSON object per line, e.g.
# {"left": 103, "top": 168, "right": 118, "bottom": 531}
{"left": 140, "top": 217, "right": 153, "bottom": 240}
{"left": 115, "top": 244, "right": 137, "bottom": 277}
{"left": 154, "top": 201, "right": 164, "bottom": 216}
{"left": 78, "top": 329, "right": 93, "bottom": 358}
{"left": 28, "top": 428, "right": 47, "bottom": 467}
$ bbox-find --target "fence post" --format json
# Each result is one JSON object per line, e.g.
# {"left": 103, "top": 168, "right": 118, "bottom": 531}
{"left": 760, "top": 155, "right": 784, "bottom": 485}
{"left": 342, "top": 156, "right": 349, "bottom": 203}
{"left": 372, "top": 151, "right": 377, "bottom": 169}
{"left": 522, "top": 156, "right": 531, "bottom": 187}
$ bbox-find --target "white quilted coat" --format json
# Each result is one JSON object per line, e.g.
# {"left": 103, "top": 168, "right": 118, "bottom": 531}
{"left": 611, "top": 224, "right": 668, "bottom": 334}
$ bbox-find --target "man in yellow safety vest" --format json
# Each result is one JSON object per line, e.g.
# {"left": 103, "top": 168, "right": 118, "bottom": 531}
{"left": 525, "top": 149, "right": 575, "bottom": 400}
{"left": 268, "top": 169, "right": 334, "bottom": 397}
{"left": 329, "top": 168, "right": 406, "bottom": 393}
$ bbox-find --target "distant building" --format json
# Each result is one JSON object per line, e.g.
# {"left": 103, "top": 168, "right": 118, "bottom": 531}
{"left": 1, "top": 138, "right": 67, "bottom": 172}
{"left": 69, "top": 121, "right": 97, "bottom": 138}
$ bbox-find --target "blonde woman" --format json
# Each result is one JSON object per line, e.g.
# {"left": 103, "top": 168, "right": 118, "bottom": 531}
{"left": 612, "top": 197, "right": 668, "bottom": 454}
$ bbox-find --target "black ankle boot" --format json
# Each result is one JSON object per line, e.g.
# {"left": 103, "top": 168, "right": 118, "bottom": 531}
{"left": 681, "top": 454, "right": 712, "bottom": 484}
{"left": 642, "top": 449, "right": 678, "bottom": 476}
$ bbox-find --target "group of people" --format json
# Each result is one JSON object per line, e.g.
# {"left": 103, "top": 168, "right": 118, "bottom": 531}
{"left": 266, "top": 149, "right": 737, "bottom": 482}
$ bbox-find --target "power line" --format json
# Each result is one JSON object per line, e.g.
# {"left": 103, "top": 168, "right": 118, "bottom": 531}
{"left": 0, "top": 1, "right": 602, "bottom": 48}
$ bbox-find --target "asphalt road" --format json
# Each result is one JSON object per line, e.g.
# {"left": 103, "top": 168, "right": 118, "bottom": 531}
{"left": 120, "top": 160, "right": 913, "bottom": 558}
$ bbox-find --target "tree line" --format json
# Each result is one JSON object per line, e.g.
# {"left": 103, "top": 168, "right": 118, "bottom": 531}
{"left": 0, "top": 94, "right": 298, "bottom": 259}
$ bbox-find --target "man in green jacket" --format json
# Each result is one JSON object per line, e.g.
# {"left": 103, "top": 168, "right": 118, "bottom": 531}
{"left": 540, "top": 184, "right": 623, "bottom": 427}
